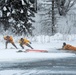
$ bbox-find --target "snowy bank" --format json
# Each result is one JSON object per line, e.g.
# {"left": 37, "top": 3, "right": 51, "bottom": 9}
{"left": 0, "top": 49, "right": 75, "bottom": 62}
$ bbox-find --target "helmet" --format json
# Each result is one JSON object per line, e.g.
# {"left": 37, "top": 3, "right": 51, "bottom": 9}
{"left": 63, "top": 42, "right": 66, "bottom": 46}
{"left": 7, "top": 36, "right": 10, "bottom": 37}
{"left": 21, "top": 38, "right": 24, "bottom": 40}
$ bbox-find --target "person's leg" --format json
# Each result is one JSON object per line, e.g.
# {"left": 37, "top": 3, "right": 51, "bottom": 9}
{"left": 6, "top": 41, "right": 9, "bottom": 49}
{"left": 20, "top": 44, "right": 24, "bottom": 49}
{"left": 12, "top": 43, "right": 18, "bottom": 49}
{"left": 26, "top": 44, "right": 33, "bottom": 49}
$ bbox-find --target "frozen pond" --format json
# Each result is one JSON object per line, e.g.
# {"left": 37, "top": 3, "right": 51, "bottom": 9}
{"left": 0, "top": 50, "right": 76, "bottom": 75}
{"left": 0, "top": 56, "right": 76, "bottom": 75}
{"left": 0, "top": 42, "right": 76, "bottom": 75}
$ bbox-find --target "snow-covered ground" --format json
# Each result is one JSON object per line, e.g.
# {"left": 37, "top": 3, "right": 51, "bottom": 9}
{"left": 0, "top": 40, "right": 76, "bottom": 75}
{"left": 0, "top": 33, "right": 76, "bottom": 75}
{"left": 0, "top": 41, "right": 75, "bottom": 62}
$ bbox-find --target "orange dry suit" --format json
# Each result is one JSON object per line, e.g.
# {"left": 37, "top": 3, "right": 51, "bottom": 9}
{"left": 19, "top": 38, "right": 33, "bottom": 49}
{"left": 4, "top": 36, "right": 14, "bottom": 44}
{"left": 63, "top": 44, "right": 76, "bottom": 51}
{"left": 4, "top": 36, "right": 18, "bottom": 49}
{"left": 19, "top": 38, "right": 30, "bottom": 45}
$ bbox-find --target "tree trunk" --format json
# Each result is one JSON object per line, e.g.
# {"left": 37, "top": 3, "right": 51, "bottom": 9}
{"left": 52, "top": 0, "right": 55, "bottom": 35}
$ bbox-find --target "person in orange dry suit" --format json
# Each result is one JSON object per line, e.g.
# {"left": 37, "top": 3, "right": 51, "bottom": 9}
{"left": 19, "top": 38, "right": 33, "bottom": 49}
{"left": 4, "top": 36, "right": 18, "bottom": 49}
{"left": 60, "top": 42, "right": 76, "bottom": 51}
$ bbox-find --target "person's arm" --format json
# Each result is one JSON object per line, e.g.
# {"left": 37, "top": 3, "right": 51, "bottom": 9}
{"left": 19, "top": 40, "right": 21, "bottom": 43}
{"left": 25, "top": 39, "right": 31, "bottom": 44}
{"left": 57, "top": 48, "right": 63, "bottom": 50}
{"left": 57, "top": 46, "right": 65, "bottom": 50}
{"left": 4, "top": 36, "right": 7, "bottom": 40}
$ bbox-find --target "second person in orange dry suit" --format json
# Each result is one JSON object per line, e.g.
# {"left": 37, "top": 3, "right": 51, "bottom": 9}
{"left": 19, "top": 38, "right": 33, "bottom": 49}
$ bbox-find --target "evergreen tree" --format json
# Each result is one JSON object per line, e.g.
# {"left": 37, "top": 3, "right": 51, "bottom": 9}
{"left": 0, "top": 0, "right": 37, "bottom": 35}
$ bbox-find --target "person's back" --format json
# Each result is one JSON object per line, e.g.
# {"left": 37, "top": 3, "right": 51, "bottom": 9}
{"left": 19, "top": 38, "right": 30, "bottom": 44}
{"left": 4, "top": 36, "right": 13, "bottom": 43}
{"left": 23, "top": 38, "right": 30, "bottom": 44}
{"left": 9, "top": 36, "right": 13, "bottom": 42}
{"left": 63, "top": 44, "right": 76, "bottom": 51}
{"left": 4, "top": 35, "right": 17, "bottom": 49}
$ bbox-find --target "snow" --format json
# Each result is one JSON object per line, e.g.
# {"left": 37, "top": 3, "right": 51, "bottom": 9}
{"left": 0, "top": 70, "right": 76, "bottom": 75}
{"left": 3, "top": 6, "right": 7, "bottom": 11}
{"left": 0, "top": 33, "right": 76, "bottom": 74}
{"left": 0, "top": 0, "right": 76, "bottom": 74}
{"left": 0, "top": 40, "right": 75, "bottom": 62}
{"left": 0, "top": 49, "right": 75, "bottom": 62}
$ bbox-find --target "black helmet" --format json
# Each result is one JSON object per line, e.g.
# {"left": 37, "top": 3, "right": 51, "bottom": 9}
{"left": 7, "top": 36, "right": 10, "bottom": 38}
{"left": 21, "top": 38, "right": 23, "bottom": 40}
{"left": 63, "top": 42, "right": 66, "bottom": 46}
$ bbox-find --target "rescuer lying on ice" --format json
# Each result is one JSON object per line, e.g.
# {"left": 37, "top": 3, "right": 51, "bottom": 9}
{"left": 4, "top": 36, "right": 18, "bottom": 49}
{"left": 19, "top": 38, "right": 33, "bottom": 49}
{"left": 59, "top": 42, "right": 76, "bottom": 51}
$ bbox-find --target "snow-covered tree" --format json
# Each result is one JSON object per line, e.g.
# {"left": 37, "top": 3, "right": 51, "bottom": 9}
{"left": 35, "top": 0, "right": 76, "bottom": 35}
{"left": 36, "top": 0, "right": 57, "bottom": 35}
{"left": 0, "top": 0, "right": 37, "bottom": 35}
{"left": 55, "top": 0, "right": 76, "bottom": 16}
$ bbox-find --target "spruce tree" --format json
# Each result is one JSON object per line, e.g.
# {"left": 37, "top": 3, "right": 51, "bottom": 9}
{"left": 0, "top": 0, "right": 37, "bottom": 35}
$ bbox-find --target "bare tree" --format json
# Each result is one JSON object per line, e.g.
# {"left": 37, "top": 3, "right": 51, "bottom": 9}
{"left": 55, "top": 0, "right": 76, "bottom": 16}
{"left": 52, "top": 0, "right": 55, "bottom": 35}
